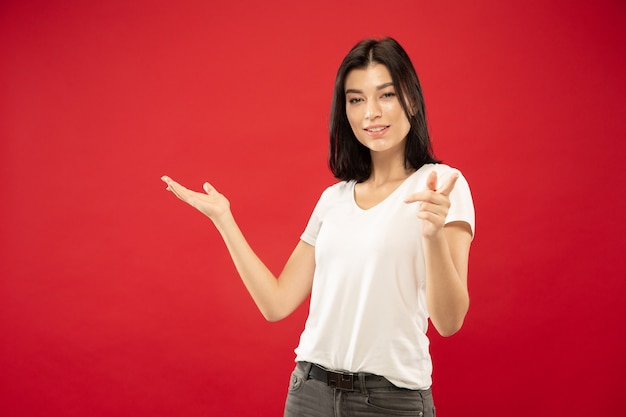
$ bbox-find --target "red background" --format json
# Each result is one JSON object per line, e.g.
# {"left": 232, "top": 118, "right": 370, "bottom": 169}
{"left": 1, "top": 1, "right": 625, "bottom": 415}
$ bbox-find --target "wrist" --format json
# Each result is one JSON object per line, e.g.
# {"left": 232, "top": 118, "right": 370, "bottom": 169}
{"left": 212, "top": 209, "right": 235, "bottom": 231}
{"left": 422, "top": 228, "right": 446, "bottom": 243}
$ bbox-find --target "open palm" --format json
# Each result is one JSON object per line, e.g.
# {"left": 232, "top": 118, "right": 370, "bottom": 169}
{"left": 161, "top": 176, "right": 230, "bottom": 220}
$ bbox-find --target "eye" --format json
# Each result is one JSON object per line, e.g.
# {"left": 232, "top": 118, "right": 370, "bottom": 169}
{"left": 381, "top": 92, "right": 396, "bottom": 99}
{"left": 348, "top": 97, "right": 363, "bottom": 104}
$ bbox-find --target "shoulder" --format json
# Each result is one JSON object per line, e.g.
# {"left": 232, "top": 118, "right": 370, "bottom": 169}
{"left": 308, "top": 180, "right": 353, "bottom": 216}
{"left": 318, "top": 180, "right": 353, "bottom": 201}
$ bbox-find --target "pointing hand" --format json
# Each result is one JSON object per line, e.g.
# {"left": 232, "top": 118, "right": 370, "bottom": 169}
{"left": 404, "top": 171, "right": 459, "bottom": 238}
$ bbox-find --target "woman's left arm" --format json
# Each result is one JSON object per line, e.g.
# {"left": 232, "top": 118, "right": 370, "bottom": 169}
{"left": 405, "top": 171, "right": 473, "bottom": 337}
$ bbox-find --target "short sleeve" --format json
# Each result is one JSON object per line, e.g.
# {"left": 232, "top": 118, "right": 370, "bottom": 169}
{"left": 300, "top": 187, "right": 332, "bottom": 246}
{"left": 446, "top": 170, "right": 476, "bottom": 237}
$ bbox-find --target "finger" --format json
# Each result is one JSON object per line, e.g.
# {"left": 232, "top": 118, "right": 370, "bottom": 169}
{"left": 438, "top": 172, "right": 459, "bottom": 196}
{"left": 161, "top": 175, "right": 173, "bottom": 189}
{"left": 203, "top": 182, "right": 217, "bottom": 194}
{"left": 417, "top": 210, "right": 446, "bottom": 230}
{"left": 161, "top": 175, "right": 183, "bottom": 192}
{"left": 405, "top": 170, "right": 459, "bottom": 203}
{"left": 426, "top": 170, "right": 438, "bottom": 191}
{"left": 419, "top": 200, "right": 450, "bottom": 218}
{"left": 161, "top": 177, "right": 191, "bottom": 200}
{"left": 404, "top": 190, "right": 448, "bottom": 204}
{"left": 162, "top": 176, "right": 178, "bottom": 193}
{"left": 404, "top": 191, "right": 430, "bottom": 204}
{"left": 417, "top": 210, "right": 440, "bottom": 222}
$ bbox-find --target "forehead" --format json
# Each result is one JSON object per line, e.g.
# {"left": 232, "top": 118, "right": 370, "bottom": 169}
{"left": 344, "top": 64, "right": 392, "bottom": 90}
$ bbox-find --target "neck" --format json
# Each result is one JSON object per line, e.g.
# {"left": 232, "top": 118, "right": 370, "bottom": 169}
{"left": 368, "top": 152, "right": 413, "bottom": 186}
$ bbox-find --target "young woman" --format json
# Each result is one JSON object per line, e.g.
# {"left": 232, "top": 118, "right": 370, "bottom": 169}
{"left": 162, "top": 37, "right": 474, "bottom": 417}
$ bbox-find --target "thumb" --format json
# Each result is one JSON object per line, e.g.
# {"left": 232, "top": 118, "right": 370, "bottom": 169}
{"left": 203, "top": 182, "right": 215, "bottom": 194}
{"left": 438, "top": 172, "right": 460, "bottom": 196}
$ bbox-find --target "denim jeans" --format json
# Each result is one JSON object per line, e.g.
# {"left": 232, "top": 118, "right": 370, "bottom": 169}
{"left": 284, "top": 362, "right": 435, "bottom": 417}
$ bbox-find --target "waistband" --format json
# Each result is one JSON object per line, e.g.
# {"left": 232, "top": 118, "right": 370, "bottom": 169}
{"left": 301, "top": 361, "right": 397, "bottom": 392}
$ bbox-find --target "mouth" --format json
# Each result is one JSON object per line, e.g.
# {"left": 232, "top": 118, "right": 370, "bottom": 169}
{"left": 364, "top": 125, "right": 390, "bottom": 136}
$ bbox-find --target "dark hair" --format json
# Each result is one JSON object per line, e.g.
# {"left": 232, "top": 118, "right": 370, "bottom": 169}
{"left": 328, "top": 37, "right": 440, "bottom": 182}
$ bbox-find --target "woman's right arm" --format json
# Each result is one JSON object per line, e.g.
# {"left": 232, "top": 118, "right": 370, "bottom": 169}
{"left": 161, "top": 176, "right": 315, "bottom": 322}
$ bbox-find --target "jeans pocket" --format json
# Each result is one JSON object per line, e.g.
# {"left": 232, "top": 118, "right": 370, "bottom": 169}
{"left": 288, "top": 366, "right": 306, "bottom": 393}
{"left": 366, "top": 387, "right": 429, "bottom": 416}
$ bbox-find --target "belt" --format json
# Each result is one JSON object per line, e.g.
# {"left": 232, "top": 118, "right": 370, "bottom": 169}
{"left": 306, "top": 362, "right": 397, "bottom": 391}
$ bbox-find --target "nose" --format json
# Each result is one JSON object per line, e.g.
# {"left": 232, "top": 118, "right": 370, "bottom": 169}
{"left": 365, "top": 99, "right": 381, "bottom": 120}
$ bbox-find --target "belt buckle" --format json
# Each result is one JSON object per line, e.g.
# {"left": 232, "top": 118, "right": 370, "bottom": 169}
{"left": 327, "top": 371, "right": 354, "bottom": 391}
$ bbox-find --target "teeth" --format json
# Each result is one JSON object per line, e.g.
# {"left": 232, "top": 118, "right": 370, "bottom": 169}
{"left": 367, "top": 126, "right": 386, "bottom": 132}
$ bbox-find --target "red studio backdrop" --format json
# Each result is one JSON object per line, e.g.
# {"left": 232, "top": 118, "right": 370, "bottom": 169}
{"left": 1, "top": 1, "right": 625, "bottom": 416}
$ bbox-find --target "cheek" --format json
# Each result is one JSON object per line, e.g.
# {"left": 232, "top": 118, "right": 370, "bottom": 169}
{"left": 387, "top": 106, "right": 411, "bottom": 133}
{"left": 399, "top": 114, "right": 411, "bottom": 132}
{"left": 382, "top": 102, "right": 403, "bottom": 119}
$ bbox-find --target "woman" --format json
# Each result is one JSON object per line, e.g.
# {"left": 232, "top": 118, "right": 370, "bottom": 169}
{"left": 162, "top": 37, "right": 474, "bottom": 417}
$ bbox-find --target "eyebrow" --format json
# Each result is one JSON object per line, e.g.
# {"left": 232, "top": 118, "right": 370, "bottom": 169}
{"left": 345, "top": 82, "right": 394, "bottom": 95}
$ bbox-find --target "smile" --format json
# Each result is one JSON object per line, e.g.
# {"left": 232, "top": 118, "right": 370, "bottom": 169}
{"left": 365, "top": 126, "right": 388, "bottom": 132}
{"left": 364, "top": 125, "right": 390, "bottom": 136}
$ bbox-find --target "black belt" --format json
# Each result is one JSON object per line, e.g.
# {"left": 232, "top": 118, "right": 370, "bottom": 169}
{"left": 306, "top": 362, "right": 397, "bottom": 391}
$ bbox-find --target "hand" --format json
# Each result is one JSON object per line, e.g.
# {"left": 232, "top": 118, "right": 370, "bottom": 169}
{"left": 161, "top": 176, "right": 231, "bottom": 221}
{"left": 404, "top": 171, "right": 459, "bottom": 238}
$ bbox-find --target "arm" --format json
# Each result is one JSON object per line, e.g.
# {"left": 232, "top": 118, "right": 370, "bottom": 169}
{"left": 422, "top": 222, "right": 472, "bottom": 336}
{"left": 161, "top": 176, "right": 315, "bottom": 322}
{"left": 404, "top": 171, "right": 473, "bottom": 336}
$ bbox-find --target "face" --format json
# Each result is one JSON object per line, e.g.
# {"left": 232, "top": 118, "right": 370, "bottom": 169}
{"left": 344, "top": 63, "right": 411, "bottom": 156}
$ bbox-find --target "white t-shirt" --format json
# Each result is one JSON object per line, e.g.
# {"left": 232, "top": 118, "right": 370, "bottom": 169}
{"left": 295, "top": 163, "right": 475, "bottom": 390}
